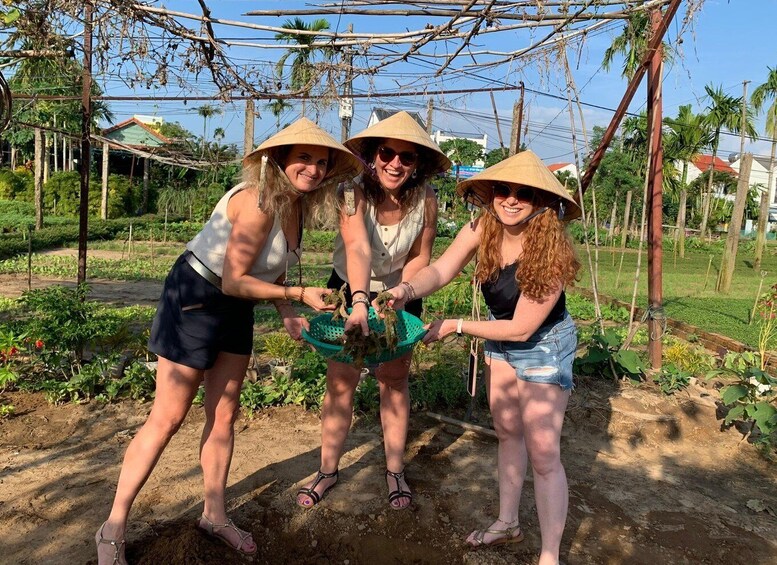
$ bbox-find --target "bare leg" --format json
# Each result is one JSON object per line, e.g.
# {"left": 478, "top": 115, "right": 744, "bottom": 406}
{"left": 467, "top": 358, "right": 527, "bottom": 546}
{"left": 376, "top": 354, "right": 412, "bottom": 509}
{"left": 516, "top": 378, "right": 569, "bottom": 565}
{"left": 297, "top": 360, "right": 360, "bottom": 506}
{"left": 97, "top": 357, "right": 202, "bottom": 565}
{"left": 197, "top": 352, "right": 256, "bottom": 553}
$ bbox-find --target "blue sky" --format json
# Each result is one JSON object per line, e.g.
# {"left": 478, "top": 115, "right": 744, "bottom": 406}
{"left": 100, "top": 1, "right": 777, "bottom": 165}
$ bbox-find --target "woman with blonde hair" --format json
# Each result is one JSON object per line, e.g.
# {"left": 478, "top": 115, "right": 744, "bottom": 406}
{"left": 296, "top": 111, "right": 451, "bottom": 510}
{"left": 383, "top": 150, "right": 580, "bottom": 564}
{"left": 96, "top": 118, "right": 360, "bottom": 564}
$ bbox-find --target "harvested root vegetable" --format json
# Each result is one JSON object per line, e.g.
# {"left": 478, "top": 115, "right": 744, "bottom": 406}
{"left": 324, "top": 283, "right": 349, "bottom": 321}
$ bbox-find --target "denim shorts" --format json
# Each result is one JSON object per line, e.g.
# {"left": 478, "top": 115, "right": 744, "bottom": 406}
{"left": 484, "top": 312, "right": 577, "bottom": 391}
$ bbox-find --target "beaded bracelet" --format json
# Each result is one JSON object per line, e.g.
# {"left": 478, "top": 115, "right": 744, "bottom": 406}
{"left": 352, "top": 297, "right": 370, "bottom": 308}
{"left": 299, "top": 286, "right": 307, "bottom": 304}
{"left": 401, "top": 281, "right": 416, "bottom": 300}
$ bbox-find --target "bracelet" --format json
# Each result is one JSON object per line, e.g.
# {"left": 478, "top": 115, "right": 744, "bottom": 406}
{"left": 298, "top": 286, "right": 306, "bottom": 304}
{"left": 351, "top": 289, "right": 369, "bottom": 300}
{"left": 284, "top": 285, "right": 289, "bottom": 301}
{"left": 401, "top": 281, "right": 416, "bottom": 300}
{"left": 456, "top": 318, "right": 464, "bottom": 336}
{"left": 352, "top": 297, "right": 370, "bottom": 308}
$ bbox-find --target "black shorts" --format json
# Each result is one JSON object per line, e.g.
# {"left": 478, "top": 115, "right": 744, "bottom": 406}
{"left": 327, "top": 270, "right": 423, "bottom": 318}
{"left": 148, "top": 253, "right": 255, "bottom": 370}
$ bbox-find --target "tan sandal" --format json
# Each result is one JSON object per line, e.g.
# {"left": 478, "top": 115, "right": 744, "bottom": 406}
{"left": 196, "top": 514, "right": 257, "bottom": 556}
{"left": 95, "top": 522, "right": 127, "bottom": 565}
{"left": 467, "top": 519, "right": 524, "bottom": 549}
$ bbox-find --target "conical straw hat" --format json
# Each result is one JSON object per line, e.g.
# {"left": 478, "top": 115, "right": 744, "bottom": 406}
{"left": 456, "top": 150, "right": 581, "bottom": 220}
{"left": 244, "top": 117, "right": 361, "bottom": 181}
{"left": 345, "top": 111, "right": 452, "bottom": 174}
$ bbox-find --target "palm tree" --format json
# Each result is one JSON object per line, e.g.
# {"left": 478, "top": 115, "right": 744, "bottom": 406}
{"left": 196, "top": 104, "right": 222, "bottom": 157}
{"left": 664, "top": 105, "right": 712, "bottom": 257}
{"left": 266, "top": 98, "right": 293, "bottom": 131}
{"left": 751, "top": 67, "right": 777, "bottom": 269}
{"left": 275, "top": 18, "right": 332, "bottom": 116}
{"left": 602, "top": 12, "right": 672, "bottom": 79}
{"left": 699, "top": 84, "right": 758, "bottom": 237}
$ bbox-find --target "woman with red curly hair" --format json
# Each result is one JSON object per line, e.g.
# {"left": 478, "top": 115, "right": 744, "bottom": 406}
{"left": 383, "top": 150, "right": 580, "bottom": 565}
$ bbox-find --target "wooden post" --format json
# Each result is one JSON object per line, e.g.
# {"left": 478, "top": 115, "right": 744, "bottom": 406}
{"left": 509, "top": 82, "right": 524, "bottom": 156}
{"left": 27, "top": 224, "right": 32, "bottom": 291}
{"left": 717, "top": 153, "right": 753, "bottom": 293}
{"left": 101, "top": 141, "right": 109, "bottom": 220}
{"left": 43, "top": 134, "right": 49, "bottom": 184}
{"left": 243, "top": 99, "right": 255, "bottom": 157}
{"left": 490, "top": 90, "right": 505, "bottom": 149}
{"left": 142, "top": 157, "right": 150, "bottom": 214}
{"left": 33, "top": 127, "right": 44, "bottom": 230}
{"left": 621, "top": 190, "right": 632, "bottom": 249}
{"left": 646, "top": 8, "right": 664, "bottom": 369}
{"left": 607, "top": 196, "right": 618, "bottom": 246}
{"left": 426, "top": 99, "right": 433, "bottom": 135}
{"left": 77, "top": 0, "right": 93, "bottom": 286}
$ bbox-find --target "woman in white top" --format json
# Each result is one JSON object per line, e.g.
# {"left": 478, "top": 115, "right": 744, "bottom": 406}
{"left": 96, "top": 118, "right": 360, "bottom": 564}
{"left": 296, "top": 112, "right": 451, "bottom": 510}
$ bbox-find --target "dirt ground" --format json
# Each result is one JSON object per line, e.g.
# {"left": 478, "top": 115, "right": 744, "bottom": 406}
{"left": 1, "top": 271, "right": 776, "bottom": 565}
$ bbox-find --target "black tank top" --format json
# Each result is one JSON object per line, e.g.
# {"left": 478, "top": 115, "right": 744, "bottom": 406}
{"left": 481, "top": 262, "right": 566, "bottom": 324}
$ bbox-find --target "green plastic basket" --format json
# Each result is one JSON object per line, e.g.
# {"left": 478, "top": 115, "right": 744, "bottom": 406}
{"left": 302, "top": 308, "right": 427, "bottom": 364}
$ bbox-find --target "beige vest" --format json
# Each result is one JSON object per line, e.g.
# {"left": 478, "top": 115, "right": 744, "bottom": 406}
{"left": 186, "top": 183, "right": 299, "bottom": 284}
{"left": 333, "top": 188, "right": 426, "bottom": 292}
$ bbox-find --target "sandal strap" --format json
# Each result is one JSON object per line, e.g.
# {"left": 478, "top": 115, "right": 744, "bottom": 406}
{"left": 386, "top": 469, "right": 412, "bottom": 503}
{"left": 483, "top": 524, "right": 521, "bottom": 536}
{"left": 96, "top": 522, "right": 125, "bottom": 565}
{"left": 297, "top": 469, "right": 338, "bottom": 505}
{"left": 200, "top": 515, "right": 253, "bottom": 552}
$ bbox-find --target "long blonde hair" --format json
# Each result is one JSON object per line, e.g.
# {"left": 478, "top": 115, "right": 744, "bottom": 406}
{"left": 475, "top": 196, "right": 580, "bottom": 300}
{"left": 241, "top": 146, "right": 341, "bottom": 229}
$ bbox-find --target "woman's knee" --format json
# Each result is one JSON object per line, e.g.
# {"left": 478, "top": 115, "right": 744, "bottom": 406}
{"left": 146, "top": 408, "right": 188, "bottom": 439}
{"left": 527, "top": 443, "right": 563, "bottom": 476}
{"left": 326, "top": 364, "right": 360, "bottom": 397}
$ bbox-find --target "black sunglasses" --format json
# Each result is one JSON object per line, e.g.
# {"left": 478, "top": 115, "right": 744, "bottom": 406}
{"left": 492, "top": 184, "right": 534, "bottom": 200}
{"left": 377, "top": 145, "right": 418, "bottom": 166}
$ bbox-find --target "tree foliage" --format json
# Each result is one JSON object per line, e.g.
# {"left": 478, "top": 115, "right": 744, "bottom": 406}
{"left": 439, "top": 138, "right": 483, "bottom": 167}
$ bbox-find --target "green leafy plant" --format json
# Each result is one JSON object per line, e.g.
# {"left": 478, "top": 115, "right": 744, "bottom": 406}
{"left": 653, "top": 363, "right": 691, "bottom": 394}
{"left": 574, "top": 327, "right": 646, "bottom": 381}
{"left": 709, "top": 351, "right": 777, "bottom": 449}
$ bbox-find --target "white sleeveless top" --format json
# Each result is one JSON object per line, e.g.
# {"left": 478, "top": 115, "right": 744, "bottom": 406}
{"left": 333, "top": 185, "right": 426, "bottom": 292}
{"left": 186, "top": 183, "right": 299, "bottom": 283}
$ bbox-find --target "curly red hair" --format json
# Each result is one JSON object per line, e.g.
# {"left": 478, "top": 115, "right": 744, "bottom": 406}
{"left": 475, "top": 194, "right": 580, "bottom": 300}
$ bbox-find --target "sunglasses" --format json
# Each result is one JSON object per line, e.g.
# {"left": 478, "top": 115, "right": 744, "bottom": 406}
{"left": 492, "top": 184, "right": 534, "bottom": 201}
{"left": 377, "top": 145, "right": 418, "bottom": 167}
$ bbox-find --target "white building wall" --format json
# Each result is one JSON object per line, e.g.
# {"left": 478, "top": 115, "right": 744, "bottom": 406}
{"left": 730, "top": 156, "right": 774, "bottom": 203}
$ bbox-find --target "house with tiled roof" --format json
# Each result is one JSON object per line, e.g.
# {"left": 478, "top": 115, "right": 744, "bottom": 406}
{"left": 102, "top": 116, "right": 171, "bottom": 148}
{"left": 548, "top": 162, "right": 578, "bottom": 178}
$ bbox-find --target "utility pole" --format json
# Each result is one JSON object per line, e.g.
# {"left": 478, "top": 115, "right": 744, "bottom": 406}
{"left": 426, "top": 98, "right": 433, "bottom": 135}
{"left": 77, "top": 0, "right": 93, "bottom": 286}
{"left": 243, "top": 99, "right": 255, "bottom": 156}
{"left": 340, "top": 24, "right": 354, "bottom": 142}
{"left": 740, "top": 80, "right": 750, "bottom": 159}
{"left": 509, "top": 82, "right": 524, "bottom": 155}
